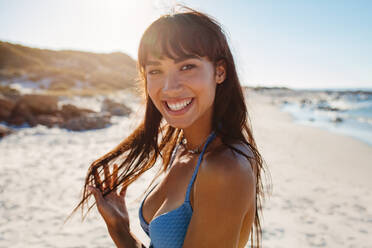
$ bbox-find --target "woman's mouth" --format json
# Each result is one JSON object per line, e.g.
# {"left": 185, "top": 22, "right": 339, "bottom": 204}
{"left": 163, "top": 97, "right": 194, "bottom": 115}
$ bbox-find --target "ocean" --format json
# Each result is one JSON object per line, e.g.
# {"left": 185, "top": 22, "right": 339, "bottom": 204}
{"left": 280, "top": 88, "right": 372, "bottom": 146}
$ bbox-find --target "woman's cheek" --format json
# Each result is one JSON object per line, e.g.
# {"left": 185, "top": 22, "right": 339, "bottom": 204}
{"left": 146, "top": 80, "right": 156, "bottom": 100}
{"left": 147, "top": 77, "right": 159, "bottom": 93}
{"left": 147, "top": 79, "right": 163, "bottom": 109}
{"left": 187, "top": 72, "right": 210, "bottom": 88}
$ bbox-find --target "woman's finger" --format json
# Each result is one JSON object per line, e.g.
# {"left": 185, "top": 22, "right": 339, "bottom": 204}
{"left": 88, "top": 186, "right": 104, "bottom": 205}
{"left": 119, "top": 185, "right": 128, "bottom": 197}
{"left": 93, "top": 168, "right": 103, "bottom": 191}
{"left": 103, "top": 165, "right": 111, "bottom": 190}
{"left": 111, "top": 164, "right": 118, "bottom": 190}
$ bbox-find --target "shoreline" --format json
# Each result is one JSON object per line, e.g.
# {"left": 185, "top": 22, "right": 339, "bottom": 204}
{"left": 280, "top": 103, "right": 372, "bottom": 147}
{"left": 247, "top": 87, "right": 372, "bottom": 147}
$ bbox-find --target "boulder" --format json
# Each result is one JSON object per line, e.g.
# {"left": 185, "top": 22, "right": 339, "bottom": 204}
{"left": 60, "top": 104, "right": 96, "bottom": 120}
{"left": 36, "top": 115, "right": 64, "bottom": 128}
{"left": 17, "top": 94, "right": 59, "bottom": 115}
{"left": 1, "top": 93, "right": 116, "bottom": 132}
{"left": 61, "top": 112, "right": 111, "bottom": 131}
{"left": 0, "top": 95, "right": 16, "bottom": 120}
{"left": 0, "top": 124, "right": 14, "bottom": 138}
{"left": 332, "top": 117, "right": 343, "bottom": 123}
{"left": 101, "top": 98, "right": 131, "bottom": 116}
{"left": 0, "top": 85, "right": 21, "bottom": 99}
{"left": 8, "top": 101, "right": 37, "bottom": 126}
{"left": 300, "top": 98, "right": 312, "bottom": 108}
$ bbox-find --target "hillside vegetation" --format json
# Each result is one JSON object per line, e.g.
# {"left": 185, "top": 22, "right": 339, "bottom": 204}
{"left": 0, "top": 41, "right": 138, "bottom": 95}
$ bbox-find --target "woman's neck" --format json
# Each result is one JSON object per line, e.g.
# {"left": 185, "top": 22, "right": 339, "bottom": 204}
{"left": 181, "top": 122, "right": 213, "bottom": 151}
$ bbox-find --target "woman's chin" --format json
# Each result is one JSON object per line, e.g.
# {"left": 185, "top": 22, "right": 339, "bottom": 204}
{"left": 165, "top": 119, "right": 194, "bottom": 129}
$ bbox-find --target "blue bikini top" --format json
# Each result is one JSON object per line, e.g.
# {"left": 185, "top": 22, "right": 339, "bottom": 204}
{"left": 138, "top": 131, "right": 216, "bottom": 248}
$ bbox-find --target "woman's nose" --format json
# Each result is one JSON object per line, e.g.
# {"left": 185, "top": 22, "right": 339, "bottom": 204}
{"left": 162, "top": 72, "right": 183, "bottom": 94}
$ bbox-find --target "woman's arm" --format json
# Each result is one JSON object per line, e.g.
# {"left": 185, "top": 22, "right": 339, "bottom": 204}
{"left": 88, "top": 164, "right": 147, "bottom": 248}
{"left": 107, "top": 223, "right": 145, "bottom": 248}
{"left": 182, "top": 151, "right": 256, "bottom": 248}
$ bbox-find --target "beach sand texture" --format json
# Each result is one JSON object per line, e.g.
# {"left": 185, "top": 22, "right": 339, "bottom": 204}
{"left": 246, "top": 90, "right": 372, "bottom": 248}
{"left": 0, "top": 89, "right": 371, "bottom": 247}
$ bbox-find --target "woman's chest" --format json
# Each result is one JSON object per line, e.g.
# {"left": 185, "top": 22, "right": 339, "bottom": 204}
{"left": 142, "top": 158, "right": 198, "bottom": 224}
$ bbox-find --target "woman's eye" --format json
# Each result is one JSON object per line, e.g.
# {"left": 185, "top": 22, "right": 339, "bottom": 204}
{"left": 148, "top": 70, "right": 160, "bottom": 75}
{"left": 181, "top": 64, "right": 195, "bottom": 71}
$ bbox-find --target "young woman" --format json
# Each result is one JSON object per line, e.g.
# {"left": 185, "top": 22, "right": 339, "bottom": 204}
{"left": 72, "top": 6, "right": 268, "bottom": 248}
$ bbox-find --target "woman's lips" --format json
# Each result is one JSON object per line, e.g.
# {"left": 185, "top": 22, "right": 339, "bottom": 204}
{"left": 163, "top": 98, "right": 194, "bottom": 116}
{"left": 165, "top": 97, "right": 193, "bottom": 105}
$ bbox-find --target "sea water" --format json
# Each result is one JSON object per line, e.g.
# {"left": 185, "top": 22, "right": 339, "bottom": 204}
{"left": 281, "top": 88, "right": 372, "bottom": 146}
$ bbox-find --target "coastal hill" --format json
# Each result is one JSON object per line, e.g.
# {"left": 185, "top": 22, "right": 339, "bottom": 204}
{"left": 0, "top": 41, "right": 138, "bottom": 94}
{"left": 0, "top": 41, "right": 140, "bottom": 136}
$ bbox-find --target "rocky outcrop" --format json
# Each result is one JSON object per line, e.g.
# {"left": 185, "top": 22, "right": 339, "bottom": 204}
{"left": 101, "top": 98, "right": 131, "bottom": 116}
{"left": 35, "top": 115, "right": 64, "bottom": 128}
{"left": 61, "top": 112, "right": 111, "bottom": 131}
{"left": 0, "top": 94, "right": 115, "bottom": 135}
{"left": 17, "top": 94, "right": 59, "bottom": 115}
{"left": 0, "top": 93, "right": 133, "bottom": 137}
{"left": 0, "top": 124, "right": 14, "bottom": 138}
{"left": 8, "top": 101, "right": 37, "bottom": 126}
{"left": 60, "top": 104, "right": 95, "bottom": 120}
{"left": 0, "top": 95, "right": 16, "bottom": 120}
{"left": 4, "top": 94, "right": 59, "bottom": 126}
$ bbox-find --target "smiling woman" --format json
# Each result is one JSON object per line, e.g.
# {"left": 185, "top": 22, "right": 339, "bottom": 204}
{"left": 70, "top": 5, "right": 269, "bottom": 248}
{"left": 145, "top": 54, "right": 220, "bottom": 129}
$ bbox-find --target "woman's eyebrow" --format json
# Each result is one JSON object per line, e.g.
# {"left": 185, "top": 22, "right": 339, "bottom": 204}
{"left": 145, "top": 55, "right": 201, "bottom": 66}
{"left": 174, "top": 55, "right": 201, "bottom": 63}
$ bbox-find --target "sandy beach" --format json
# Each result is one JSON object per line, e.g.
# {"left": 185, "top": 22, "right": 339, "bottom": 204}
{"left": 0, "top": 89, "right": 371, "bottom": 247}
{"left": 246, "top": 89, "right": 372, "bottom": 247}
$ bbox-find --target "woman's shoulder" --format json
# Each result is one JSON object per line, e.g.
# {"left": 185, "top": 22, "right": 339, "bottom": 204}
{"left": 200, "top": 140, "right": 256, "bottom": 186}
{"left": 194, "top": 140, "right": 257, "bottom": 210}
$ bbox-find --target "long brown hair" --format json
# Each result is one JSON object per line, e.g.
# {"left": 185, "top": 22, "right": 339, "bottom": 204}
{"left": 69, "top": 5, "right": 269, "bottom": 248}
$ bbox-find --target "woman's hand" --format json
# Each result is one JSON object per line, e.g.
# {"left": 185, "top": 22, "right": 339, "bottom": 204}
{"left": 88, "top": 164, "right": 130, "bottom": 230}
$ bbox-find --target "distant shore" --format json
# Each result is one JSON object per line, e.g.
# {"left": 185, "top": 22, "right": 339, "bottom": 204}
{"left": 246, "top": 86, "right": 372, "bottom": 146}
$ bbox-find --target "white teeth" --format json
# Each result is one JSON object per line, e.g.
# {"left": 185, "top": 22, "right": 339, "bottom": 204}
{"left": 166, "top": 98, "right": 192, "bottom": 111}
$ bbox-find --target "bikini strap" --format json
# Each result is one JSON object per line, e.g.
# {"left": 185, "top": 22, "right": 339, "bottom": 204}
{"left": 184, "top": 131, "right": 216, "bottom": 202}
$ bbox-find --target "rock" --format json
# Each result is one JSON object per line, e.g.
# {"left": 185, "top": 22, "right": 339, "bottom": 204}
{"left": 3, "top": 94, "right": 59, "bottom": 127}
{"left": 17, "top": 94, "right": 59, "bottom": 115}
{"left": 0, "top": 124, "right": 15, "bottom": 138}
{"left": 60, "top": 112, "right": 111, "bottom": 131}
{"left": 0, "top": 85, "right": 21, "bottom": 99}
{"left": 36, "top": 115, "right": 64, "bottom": 128}
{"left": 332, "top": 117, "right": 343, "bottom": 123}
{"left": 1, "top": 93, "right": 115, "bottom": 131}
{"left": 316, "top": 99, "right": 340, "bottom": 111}
{"left": 101, "top": 98, "right": 131, "bottom": 116}
{"left": 0, "top": 95, "right": 16, "bottom": 120}
{"left": 7, "top": 115, "right": 27, "bottom": 126}
{"left": 60, "top": 104, "right": 96, "bottom": 120}
{"left": 318, "top": 106, "right": 340, "bottom": 112}
{"left": 300, "top": 98, "right": 312, "bottom": 108}
{"left": 8, "top": 102, "right": 37, "bottom": 126}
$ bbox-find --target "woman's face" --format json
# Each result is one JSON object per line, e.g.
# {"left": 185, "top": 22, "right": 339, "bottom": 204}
{"left": 145, "top": 53, "right": 224, "bottom": 129}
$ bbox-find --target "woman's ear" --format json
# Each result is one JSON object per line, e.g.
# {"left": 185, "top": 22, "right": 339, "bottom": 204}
{"left": 215, "top": 59, "right": 227, "bottom": 84}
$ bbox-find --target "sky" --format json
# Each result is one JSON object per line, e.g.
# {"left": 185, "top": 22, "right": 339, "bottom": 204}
{"left": 0, "top": 0, "right": 371, "bottom": 89}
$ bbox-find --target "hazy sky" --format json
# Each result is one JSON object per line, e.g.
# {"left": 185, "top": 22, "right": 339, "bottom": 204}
{"left": 1, "top": 0, "right": 371, "bottom": 89}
